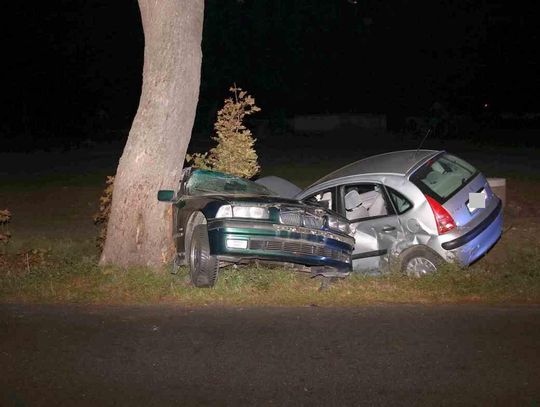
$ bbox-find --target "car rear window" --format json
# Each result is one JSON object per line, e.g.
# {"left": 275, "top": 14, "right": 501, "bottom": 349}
{"left": 410, "top": 153, "right": 478, "bottom": 203}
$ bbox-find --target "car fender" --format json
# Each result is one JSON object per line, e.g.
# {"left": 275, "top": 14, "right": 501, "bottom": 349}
{"left": 175, "top": 196, "right": 229, "bottom": 259}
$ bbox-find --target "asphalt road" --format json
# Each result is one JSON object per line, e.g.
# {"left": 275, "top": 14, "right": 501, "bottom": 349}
{"left": 1, "top": 304, "right": 539, "bottom": 406}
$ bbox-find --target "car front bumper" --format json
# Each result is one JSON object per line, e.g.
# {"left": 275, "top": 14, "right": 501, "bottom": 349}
{"left": 206, "top": 219, "right": 354, "bottom": 271}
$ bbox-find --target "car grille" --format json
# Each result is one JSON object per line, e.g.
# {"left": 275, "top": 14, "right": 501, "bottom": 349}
{"left": 279, "top": 209, "right": 324, "bottom": 229}
{"left": 248, "top": 239, "right": 350, "bottom": 263}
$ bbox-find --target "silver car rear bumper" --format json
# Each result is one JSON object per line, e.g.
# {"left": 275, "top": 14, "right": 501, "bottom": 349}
{"left": 442, "top": 200, "right": 502, "bottom": 250}
{"left": 435, "top": 200, "right": 503, "bottom": 266}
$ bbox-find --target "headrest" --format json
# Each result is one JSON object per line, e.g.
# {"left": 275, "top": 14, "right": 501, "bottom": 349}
{"left": 344, "top": 190, "right": 362, "bottom": 210}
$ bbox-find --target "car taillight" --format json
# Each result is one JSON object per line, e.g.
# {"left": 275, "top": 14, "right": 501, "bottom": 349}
{"left": 425, "top": 195, "right": 456, "bottom": 235}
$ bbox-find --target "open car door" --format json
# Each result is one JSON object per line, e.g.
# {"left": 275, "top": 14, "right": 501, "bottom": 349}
{"left": 337, "top": 183, "right": 401, "bottom": 273}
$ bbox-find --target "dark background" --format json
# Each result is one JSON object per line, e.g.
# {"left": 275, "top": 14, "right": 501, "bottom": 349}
{"left": 3, "top": 0, "right": 539, "bottom": 151}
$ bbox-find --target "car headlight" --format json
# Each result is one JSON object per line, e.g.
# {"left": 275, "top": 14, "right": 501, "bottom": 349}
{"left": 338, "top": 221, "right": 350, "bottom": 234}
{"left": 215, "top": 204, "right": 269, "bottom": 219}
{"left": 215, "top": 205, "right": 233, "bottom": 218}
{"left": 233, "top": 206, "right": 269, "bottom": 219}
{"left": 327, "top": 215, "right": 350, "bottom": 234}
{"left": 327, "top": 216, "right": 339, "bottom": 230}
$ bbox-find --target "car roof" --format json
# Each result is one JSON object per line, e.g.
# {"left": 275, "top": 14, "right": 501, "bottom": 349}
{"left": 310, "top": 150, "right": 441, "bottom": 186}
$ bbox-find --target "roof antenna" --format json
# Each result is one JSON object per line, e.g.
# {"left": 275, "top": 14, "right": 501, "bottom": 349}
{"left": 414, "top": 128, "right": 431, "bottom": 160}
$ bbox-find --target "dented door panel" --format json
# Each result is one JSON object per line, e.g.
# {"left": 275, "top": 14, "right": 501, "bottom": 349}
{"left": 350, "top": 214, "right": 402, "bottom": 273}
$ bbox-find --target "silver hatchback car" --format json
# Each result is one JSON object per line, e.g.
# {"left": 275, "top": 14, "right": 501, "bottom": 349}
{"left": 295, "top": 150, "right": 503, "bottom": 276}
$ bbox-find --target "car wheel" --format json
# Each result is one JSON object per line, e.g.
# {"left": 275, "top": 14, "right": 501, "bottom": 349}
{"left": 184, "top": 211, "right": 206, "bottom": 268}
{"left": 400, "top": 246, "right": 444, "bottom": 277}
{"left": 189, "top": 224, "right": 219, "bottom": 288}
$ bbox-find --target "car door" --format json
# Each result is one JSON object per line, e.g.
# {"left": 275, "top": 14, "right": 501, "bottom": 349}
{"left": 337, "top": 183, "right": 401, "bottom": 273}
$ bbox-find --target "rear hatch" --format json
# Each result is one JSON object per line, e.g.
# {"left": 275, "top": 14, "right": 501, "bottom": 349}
{"left": 410, "top": 153, "right": 499, "bottom": 229}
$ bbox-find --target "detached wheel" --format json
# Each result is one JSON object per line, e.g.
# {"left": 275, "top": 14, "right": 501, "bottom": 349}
{"left": 400, "top": 246, "right": 444, "bottom": 277}
{"left": 189, "top": 225, "right": 219, "bottom": 287}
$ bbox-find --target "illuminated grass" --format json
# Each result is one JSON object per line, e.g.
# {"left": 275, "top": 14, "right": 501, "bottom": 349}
{"left": 1, "top": 238, "right": 539, "bottom": 306}
{"left": 1, "top": 160, "right": 540, "bottom": 306}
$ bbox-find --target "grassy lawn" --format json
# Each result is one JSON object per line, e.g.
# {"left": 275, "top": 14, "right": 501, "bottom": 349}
{"left": 1, "top": 141, "right": 540, "bottom": 305}
{"left": 1, "top": 233, "right": 539, "bottom": 306}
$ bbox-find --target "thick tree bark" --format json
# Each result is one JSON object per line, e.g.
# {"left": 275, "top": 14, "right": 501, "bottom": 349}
{"left": 100, "top": 0, "right": 204, "bottom": 267}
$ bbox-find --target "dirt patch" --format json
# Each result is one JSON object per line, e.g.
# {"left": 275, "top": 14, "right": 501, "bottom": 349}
{"left": 0, "top": 185, "right": 102, "bottom": 241}
{"left": 2, "top": 248, "right": 51, "bottom": 268}
{"left": 478, "top": 215, "right": 540, "bottom": 266}
{"left": 506, "top": 178, "right": 540, "bottom": 217}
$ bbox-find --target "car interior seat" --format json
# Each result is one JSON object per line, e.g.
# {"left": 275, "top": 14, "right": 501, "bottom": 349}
{"left": 344, "top": 190, "right": 368, "bottom": 220}
{"left": 368, "top": 193, "right": 388, "bottom": 217}
{"left": 345, "top": 188, "right": 388, "bottom": 218}
{"left": 355, "top": 190, "right": 379, "bottom": 210}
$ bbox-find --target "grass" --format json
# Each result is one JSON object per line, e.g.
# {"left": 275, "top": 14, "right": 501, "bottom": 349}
{"left": 1, "top": 237, "right": 539, "bottom": 306}
{"left": 1, "top": 141, "right": 540, "bottom": 306}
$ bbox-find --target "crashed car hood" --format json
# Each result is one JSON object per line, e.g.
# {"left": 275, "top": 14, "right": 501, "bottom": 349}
{"left": 206, "top": 194, "right": 301, "bottom": 205}
{"left": 193, "top": 194, "right": 341, "bottom": 217}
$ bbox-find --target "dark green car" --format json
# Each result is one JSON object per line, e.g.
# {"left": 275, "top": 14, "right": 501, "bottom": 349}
{"left": 158, "top": 168, "right": 355, "bottom": 287}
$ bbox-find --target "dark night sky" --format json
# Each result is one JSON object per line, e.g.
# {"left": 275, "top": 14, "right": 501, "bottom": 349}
{"left": 2, "top": 0, "right": 539, "bottom": 149}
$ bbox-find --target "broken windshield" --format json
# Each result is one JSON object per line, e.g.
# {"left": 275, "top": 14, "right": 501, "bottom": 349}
{"left": 186, "top": 169, "right": 274, "bottom": 196}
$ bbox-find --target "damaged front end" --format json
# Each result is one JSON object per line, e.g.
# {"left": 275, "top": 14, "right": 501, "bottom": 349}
{"left": 167, "top": 169, "right": 356, "bottom": 281}
{"left": 207, "top": 203, "right": 355, "bottom": 274}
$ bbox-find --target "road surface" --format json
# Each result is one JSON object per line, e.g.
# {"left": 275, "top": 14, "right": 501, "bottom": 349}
{"left": 1, "top": 304, "right": 539, "bottom": 406}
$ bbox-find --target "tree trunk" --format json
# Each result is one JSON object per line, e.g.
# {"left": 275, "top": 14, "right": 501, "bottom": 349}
{"left": 100, "top": 0, "right": 204, "bottom": 267}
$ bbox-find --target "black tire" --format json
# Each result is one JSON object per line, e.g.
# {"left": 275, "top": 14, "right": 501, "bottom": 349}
{"left": 189, "top": 225, "right": 219, "bottom": 288}
{"left": 399, "top": 246, "right": 444, "bottom": 277}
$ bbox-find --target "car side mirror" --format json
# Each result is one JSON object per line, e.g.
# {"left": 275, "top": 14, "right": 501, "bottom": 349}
{"left": 157, "top": 190, "right": 175, "bottom": 202}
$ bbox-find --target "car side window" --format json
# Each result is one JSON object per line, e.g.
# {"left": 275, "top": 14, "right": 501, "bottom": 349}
{"left": 305, "top": 189, "right": 333, "bottom": 210}
{"left": 342, "top": 184, "right": 392, "bottom": 221}
{"left": 387, "top": 187, "right": 413, "bottom": 214}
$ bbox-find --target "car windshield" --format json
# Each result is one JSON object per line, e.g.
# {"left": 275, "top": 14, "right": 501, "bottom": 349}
{"left": 410, "top": 153, "right": 479, "bottom": 203}
{"left": 186, "top": 169, "right": 274, "bottom": 196}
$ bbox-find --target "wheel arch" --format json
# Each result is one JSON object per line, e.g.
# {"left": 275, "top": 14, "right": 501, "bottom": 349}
{"left": 184, "top": 210, "right": 207, "bottom": 252}
{"left": 397, "top": 244, "right": 445, "bottom": 273}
